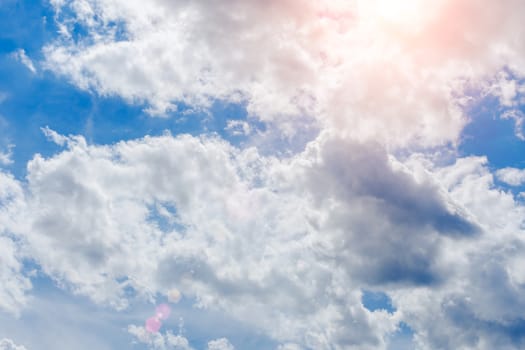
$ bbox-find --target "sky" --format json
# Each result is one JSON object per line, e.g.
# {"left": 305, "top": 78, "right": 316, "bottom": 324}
{"left": 1, "top": 0, "right": 525, "bottom": 349}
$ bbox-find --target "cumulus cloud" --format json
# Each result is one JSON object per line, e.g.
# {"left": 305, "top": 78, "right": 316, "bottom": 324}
{"left": 2, "top": 0, "right": 525, "bottom": 348}
{"left": 2, "top": 128, "right": 512, "bottom": 348}
{"left": 128, "top": 325, "right": 194, "bottom": 350}
{"left": 0, "top": 172, "right": 31, "bottom": 315}
{"left": 207, "top": 338, "right": 234, "bottom": 350}
{"left": 42, "top": 0, "right": 525, "bottom": 147}
{"left": 392, "top": 155, "right": 525, "bottom": 349}
{"left": 497, "top": 167, "right": 525, "bottom": 186}
{"left": 489, "top": 72, "right": 525, "bottom": 108}
{"left": 20, "top": 131, "right": 427, "bottom": 347}
{"left": 129, "top": 325, "right": 235, "bottom": 350}
{"left": 0, "top": 118, "right": 522, "bottom": 348}
{"left": 0, "top": 339, "right": 27, "bottom": 350}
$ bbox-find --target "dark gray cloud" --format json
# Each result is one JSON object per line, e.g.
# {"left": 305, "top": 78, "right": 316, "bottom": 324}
{"left": 300, "top": 136, "right": 479, "bottom": 287}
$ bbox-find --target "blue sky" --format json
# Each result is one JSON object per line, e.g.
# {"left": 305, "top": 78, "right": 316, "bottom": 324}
{"left": 1, "top": 1, "right": 525, "bottom": 350}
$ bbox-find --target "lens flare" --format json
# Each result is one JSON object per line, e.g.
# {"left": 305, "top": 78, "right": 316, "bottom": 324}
{"left": 145, "top": 316, "right": 162, "bottom": 333}
{"left": 168, "top": 288, "right": 182, "bottom": 304}
{"left": 155, "top": 303, "right": 171, "bottom": 320}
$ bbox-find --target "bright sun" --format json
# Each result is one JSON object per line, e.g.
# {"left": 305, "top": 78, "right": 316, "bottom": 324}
{"left": 360, "top": 0, "right": 426, "bottom": 27}
{"left": 379, "top": 0, "right": 421, "bottom": 20}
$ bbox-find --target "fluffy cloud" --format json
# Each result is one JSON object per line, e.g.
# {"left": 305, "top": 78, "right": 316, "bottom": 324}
{"left": 0, "top": 118, "right": 523, "bottom": 348}
{"left": 43, "top": 0, "right": 525, "bottom": 147}
{"left": 128, "top": 326, "right": 194, "bottom": 350}
{"left": 490, "top": 73, "right": 525, "bottom": 108}
{"left": 129, "top": 325, "right": 234, "bottom": 350}
{"left": 207, "top": 338, "right": 234, "bottom": 350}
{"left": 497, "top": 167, "right": 525, "bottom": 186}
{"left": 3, "top": 1, "right": 525, "bottom": 348}
{"left": 392, "top": 155, "right": 525, "bottom": 349}
{"left": 5, "top": 129, "right": 517, "bottom": 348}
{"left": 21, "top": 132, "right": 382, "bottom": 346}
{"left": 299, "top": 135, "right": 479, "bottom": 284}
{"left": 0, "top": 339, "right": 27, "bottom": 350}
{"left": 0, "top": 172, "right": 31, "bottom": 315}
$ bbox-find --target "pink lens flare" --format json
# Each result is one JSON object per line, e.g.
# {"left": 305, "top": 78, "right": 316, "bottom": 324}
{"left": 168, "top": 288, "right": 182, "bottom": 303}
{"left": 145, "top": 316, "right": 162, "bottom": 333}
{"left": 155, "top": 303, "right": 171, "bottom": 320}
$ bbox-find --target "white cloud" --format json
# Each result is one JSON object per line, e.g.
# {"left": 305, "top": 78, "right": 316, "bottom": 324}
{"left": 42, "top": 0, "right": 525, "bottom": 147}
{"left": 496, "top": 167, "right": 525, "bottom": 186}
{"left": 490, "top": 73, "right": 525, "bottom": 107}
{"left": 129, "top": 326, "right": 235, "bottom": 350}
{"left": 277, "top": 344, "right": 303, "bottom": 350}
{"left": 12, "top": 49, "right": 36, "bottom": 74}
{"left": 5, "top": 128, "right": 512, "bottom": 349}
{"left": 2, "top": 1, "right": 525, "bottom": 349}
{"left": 31, "top": 130, "right": 413, "bottom": 348}
{"left": 0, "top": 172, "right": 31, "bottom": 315}
{"left": 0, "top": 339, "right": 27, "bottom": 350}
{"left": 128, "top": 326, "right": 194, "bottom": 350}
{"left": 0, "top": 122, "right": 522, "bottom": 348}
{"left": 207, "top": 338, "right": 234, "bottom": 350}
{"left": 501, "top": 110, "right": 525, "bottom": 141}
{"left": 41, "top": 126, "right": 73, "bottom": 146}
{"left": 225, "top": 120, "right": 251, "bottom": 136}
{"left": 391, "top": 155, "right": 525, "bottom": 349}
{"left": 0, "top": 147, "right": 13, "bottom": 166}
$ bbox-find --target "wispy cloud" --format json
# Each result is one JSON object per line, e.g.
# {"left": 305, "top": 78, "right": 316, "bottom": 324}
{"left": 12, "top": 49, "right": 36, "bottom": 74}
{"left": 0, "top": 145, "right": 14, "bottom": 166}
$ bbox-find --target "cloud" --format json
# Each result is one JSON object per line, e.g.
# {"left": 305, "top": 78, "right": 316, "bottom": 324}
{"left": 41, "top": 0, "right": 525, "bottom": 147}
{"left": 0, "top": 146, "right": 13, "bottom": 166}
{"left": 501, "top": 110, "right": 525, "bottom": 141}
{"left": 3, "top": 2, "right": 525, "bottom": 347}
{"left": 12, "top": 49, "right": 36, "bottom": 74}
{"left": 0, "top": 339, "right": 27, "bottom": 350}
{"left": 41, "top": 126, "right": 71, "bottom": 146}
{"left": 0, "top": 172, "right": 31, "bottom": 315}
{"left": 2, "top": 128, "right": 510, "bottom": 348}
{"left": 128, "top": 326, "right": 194, "bottom": 350}
{"left": 277, "top": 344, "right": 303, "bottom": 350}
{"left": 392, "top": 155, "right": 525, "bottom": 349}
{"left": 207, "top": 338, "right": 234, "bottom": 350}
{"left": 128, "top": 326, "right": 235, "bottom": 350}
{"left": 0, "top": 119, "right": 522, "bottom": 348}
{"left": 497, "top": 167, "right": 525, "bottom": 186}
{"left": 225, "top": 120, "right": 251, "bottom": 137}
{"left": 489, "top": 72, "right": 525, "bottom": 107}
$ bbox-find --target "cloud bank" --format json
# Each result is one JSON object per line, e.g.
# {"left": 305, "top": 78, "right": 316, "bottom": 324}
{"left": 0, "top": 129, "right": 523, "bottom": 349}
{"left": 43, "top": 0, "right": 525, "bottom": 147}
